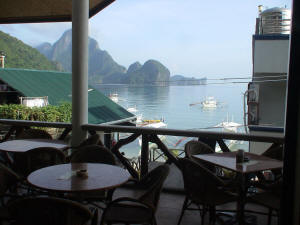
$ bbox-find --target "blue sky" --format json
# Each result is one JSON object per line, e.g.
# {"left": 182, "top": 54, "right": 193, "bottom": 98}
{"left": 0, "top": 0, "right": 291, "bottom": 78}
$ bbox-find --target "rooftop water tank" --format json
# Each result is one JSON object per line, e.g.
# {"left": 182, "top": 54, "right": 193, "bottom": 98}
{"left": 259, "top": 7, "right": 291, "bottom": 35}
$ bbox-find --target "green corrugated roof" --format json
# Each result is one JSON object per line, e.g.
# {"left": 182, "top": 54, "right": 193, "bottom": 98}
{"left": 0, "top": 68, "right": 134, "bottom": 124}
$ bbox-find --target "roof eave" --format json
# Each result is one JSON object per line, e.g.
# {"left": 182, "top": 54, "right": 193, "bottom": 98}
{"left": 0, "top": 0, "right": 115, "bottom": 24}
{"left": 99, "top": 116, "right": 138, "bottom": 126}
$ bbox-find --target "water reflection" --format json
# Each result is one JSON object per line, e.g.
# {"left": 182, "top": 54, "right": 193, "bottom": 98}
{"left": 95, "top": 84, "right": 247, "bottom": 130}
{"left": 94, "top": 84, "right": 248, "bottom": 157}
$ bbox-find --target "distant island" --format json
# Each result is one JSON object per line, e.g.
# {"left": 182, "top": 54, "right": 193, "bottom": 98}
{"left": 170, "top": 75, "right": 207, "bottom": 86}
{"left": 0, "top": 29, "right": 206, "bottom": 86}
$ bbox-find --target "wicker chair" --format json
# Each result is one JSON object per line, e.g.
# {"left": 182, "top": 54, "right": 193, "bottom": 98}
{"left": 70, "top": 145, "right": 115, "bottom": 165}
{"left": 185, "top": 140, "right": 215, "bottom": 158}
{"left": 247, "top": 180, "right": 282, "bottom": 225}
{"left": 262, "top": 144, "right": 283, "bottom": 161}
{"left": 0, "top": 163, "right": 22, "bottom": 223}
{"left": 184, "top": 140, "right": 216, "bottom": 172}
{"left": 25, "top": 147, "right": 66, "bottom": 175}
{"left": 16, "top": 128, "right": 53, "bottom": 140}
{"left": 252, "top": 145, "right": 283, "bottom": 190}
{"left": 185, "top": 140, "right": 237, "bottom": 185}
{"left": 69, "top": 145, "right": 116, "bottom": 204}
{"left": 261, "top": 144, "right": 283, "bottom": 180}
{"left": 0, "top": 163, "right": 22, "bottom": 195}
{"left": 78, "top": 134, "right": 103, "bottom": 148}
{"left": 13, "top": 128, "right": 54, "bottom": 173}
{"left": 177, "top": 158, "right": 236, "bottom": 225}
{"left": 13, "top": 147, "right": 66, "bottom": 178}
{"left": 100, "top": 164, "right": 170, "bottom": 225}
{"left": 8, "top": 196, "right": 93, "bottom": 225}
{"left": 66, "top": 134, "right": 104, "bottom": 161}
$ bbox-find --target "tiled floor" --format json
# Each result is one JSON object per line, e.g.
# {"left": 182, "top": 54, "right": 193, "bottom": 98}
{"left": 103, "top": 187, "right": 278, "bottom": 225}
{"left": 2, "top": 186, "right": 277, "bottom": 225}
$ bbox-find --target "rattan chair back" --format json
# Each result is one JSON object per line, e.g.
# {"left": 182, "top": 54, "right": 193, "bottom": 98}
{"left": 8, "top": 196, "right": 92, "bottom": 225}
{"left": 139, "top": 164, "right": 170, "bottom": 210}
{"left": 185, "top": 140, "right": 216, "bottom": 172}
{"left": 179, "top": 158, "right": 226, "bottom": 205}
{"left": 70, "top": 145, "right": 116, "bottom": 165}
{"left": 17, "top": 128, "right": 52, "bottom": 140}
{"left": 100, "top": 164, "right": 170, "bottom": 225}
{"left": 262, "top": 144, "right": 283, "bottom": 179}
{"left": 262, "top": 144, "right": 283, "bottom": 161}
{"left": 185, "top": 140, "right": 215, "bottom": 158}
{"left": 0, "top": 163, "right": 20, "bottom": 195}
{"left": 78, "top": 134, "right": 103, "bottom": 147}
{"left": 23, "top": 147, "right": 66, "bottom": 176}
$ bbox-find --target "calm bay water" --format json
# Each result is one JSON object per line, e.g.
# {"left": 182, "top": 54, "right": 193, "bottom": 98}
{"left": 95, "top": 83, "right": 248, "bottom": 157}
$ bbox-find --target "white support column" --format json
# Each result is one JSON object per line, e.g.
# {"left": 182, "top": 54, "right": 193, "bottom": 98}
{"left": 71, "top": 0, "right": 89, "bottom": 146}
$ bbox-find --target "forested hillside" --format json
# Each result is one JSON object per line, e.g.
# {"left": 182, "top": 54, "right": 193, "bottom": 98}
{"left": 0, "top": 31, "right": 59, "bottom": 71}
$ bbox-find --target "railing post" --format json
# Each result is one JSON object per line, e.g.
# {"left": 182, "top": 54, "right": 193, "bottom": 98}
{"left": 140, "top": 134, "right": 149, "bottom": 177}
{"left": 104, "top": 133, "right": 112, "bottom": 149}
{"left": 217, "top": 139, "right": 231, "bottom": 152}
{"left": 110, "top": 133, "right": 140, "bottom": 179}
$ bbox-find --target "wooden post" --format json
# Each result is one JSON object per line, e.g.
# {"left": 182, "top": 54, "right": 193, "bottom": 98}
{"left": 140, "top": 134, "right": 149, "bottom": 177}
{"left": 104, "top": 133, "right": 111, "bottom": 149}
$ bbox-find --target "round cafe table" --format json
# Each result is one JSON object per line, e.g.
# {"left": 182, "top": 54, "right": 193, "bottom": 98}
{"left": 27, "top": 163, "right": 130, "bottom": 193}
{"left": 0, "top": 139, "right": 69, "bottom": 153}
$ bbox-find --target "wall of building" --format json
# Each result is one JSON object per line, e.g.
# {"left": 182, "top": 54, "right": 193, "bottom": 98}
{"left": 258, "top": 81, "right": 287, "bottom": 126}
{"left": 249, "top": 38, "right": 288, "bottom": 154}
{"left": 253, "top": 39, "right": 289, "bottom": 74}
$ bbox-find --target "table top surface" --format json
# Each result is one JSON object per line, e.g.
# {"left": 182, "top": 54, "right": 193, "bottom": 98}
{"left": 0, "top": 139, "right": 69, "bottom": 152}
{"left": 193, "top": 152, "right": 283, "bottom": 174}
{"left": 27, "top": 163, "right": 130, "bottom": 192}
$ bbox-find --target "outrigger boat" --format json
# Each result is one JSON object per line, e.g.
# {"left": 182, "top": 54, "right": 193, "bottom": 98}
{"left": 137, "top": 119, "right": 167, "bottom": 128}
{"left": 201, "top": 96, "right": 217, "bottom": 108}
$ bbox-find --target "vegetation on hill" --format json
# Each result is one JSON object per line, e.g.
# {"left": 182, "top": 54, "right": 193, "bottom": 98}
{"left": 0, "top": 31, "right": 59, "bottom": 71}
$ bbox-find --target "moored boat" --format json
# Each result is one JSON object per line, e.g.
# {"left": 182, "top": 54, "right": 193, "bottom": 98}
{"left": 127, "top": 105, "right": 138, "bottom": 113}
{"left": 108, "top": 93, "right": 119, "bottom": 103}
{"left": 201, "top": 96, "right": 217, "bottom": 108}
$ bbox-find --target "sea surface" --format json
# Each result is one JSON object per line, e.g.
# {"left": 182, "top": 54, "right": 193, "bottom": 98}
{"left": 95, "top": 83, "right": 248, "bottom": 158}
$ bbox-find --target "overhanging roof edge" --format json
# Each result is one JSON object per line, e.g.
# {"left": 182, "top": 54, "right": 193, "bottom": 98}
{"left": 0, "top": 0, "right": 115, "bottom": 24}
{"left": 99, "top": 116, "right": 138, "bottom": 126}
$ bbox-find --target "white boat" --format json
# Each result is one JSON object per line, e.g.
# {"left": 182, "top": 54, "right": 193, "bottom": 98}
{"left": 136, "top": 114, "right": 143, "bottom": 123}
{"left": 214, "top": 117, "right": 244, "bottom": 152}
{"left": 137, "top": 119, "right": 167, "bottom": 128}
{"left": 201, "top": 97, "right": 217, "bottom": 108}
{"left": 108, "top": 93, "right": 118, "bottom": 103}
{"left": 215, "top": 120, "right": 242, "bottom": 133}
{"left": 127, "top": 105, "right": 138, "bottom": 113}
